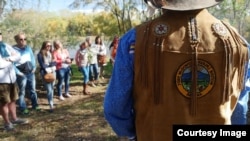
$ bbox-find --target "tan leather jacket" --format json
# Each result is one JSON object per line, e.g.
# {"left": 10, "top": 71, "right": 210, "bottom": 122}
{"left": 133, "top": 9, "right": 248, "bottom": 141}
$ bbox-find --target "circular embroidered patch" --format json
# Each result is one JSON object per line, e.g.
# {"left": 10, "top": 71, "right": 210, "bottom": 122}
{"left": 176, "top": 60, "right": 215, "bottom": 98}
{"left": 153, "top": 23, "right": 168, "bottom": 36}
{"left": 212, "top": 23, "right": 228, "bottom": 38}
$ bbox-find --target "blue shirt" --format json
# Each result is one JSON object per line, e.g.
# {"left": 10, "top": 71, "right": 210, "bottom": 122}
{"left": 13, "top": 45, "right": 36, "bottom": 75}
{"left": 104, "top": 28, "right": 136, "bottom": 137}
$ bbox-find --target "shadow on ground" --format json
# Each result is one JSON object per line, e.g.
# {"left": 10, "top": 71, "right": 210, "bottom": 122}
{"left": 0, "top": 77, "right": 119, "bottom": 141}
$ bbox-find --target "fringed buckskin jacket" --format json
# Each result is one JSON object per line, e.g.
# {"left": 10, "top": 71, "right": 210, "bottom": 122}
{"left": 104, "top": 9, "right": 249, "bottom": 141}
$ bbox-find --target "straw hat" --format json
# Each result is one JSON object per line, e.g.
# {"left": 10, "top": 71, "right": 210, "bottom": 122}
{"left": 144, "top": 0, "right": 223, "bottom": 11}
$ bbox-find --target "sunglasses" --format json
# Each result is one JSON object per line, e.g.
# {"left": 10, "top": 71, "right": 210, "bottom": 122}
{"left": 19, "top": 38, "right": 27, "bottom": 41}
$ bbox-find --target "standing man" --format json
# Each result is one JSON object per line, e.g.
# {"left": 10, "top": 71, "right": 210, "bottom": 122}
{"left": 0, "top": 32, "right": 28, "bottom": 131}
{"left": 13, "top": 32, "right": 40, "bottom": 115}
{"left": 104, "top": 0, "right": 249, "bottom": 141}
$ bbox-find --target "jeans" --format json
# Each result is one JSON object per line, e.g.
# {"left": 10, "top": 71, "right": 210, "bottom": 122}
{"left": 99, "top": 65, "right": 105, "bottom": 77}
{"left": 231, "top": 89, "right": 249, "bottom": 124}
{"left": 89, "top": 63, "right": 99, "bottom": 81}
{"left": 80, "top": 66, "right": 90, "bottom": 84}
{"left": 41, "top": 71, "right": 56, "bottom": 108}
{"left": 56, "top": 67, "right": 71, "bottom": 97}
{"left": 16, "top": 73, "right": 38, "bottom": 111}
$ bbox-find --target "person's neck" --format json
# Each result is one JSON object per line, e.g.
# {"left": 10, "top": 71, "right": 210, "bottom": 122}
{"left": 16, "top": 44, "right": 26, "bottom": 48}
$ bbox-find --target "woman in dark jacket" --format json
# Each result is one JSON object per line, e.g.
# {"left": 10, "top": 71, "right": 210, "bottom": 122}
{"left": 37, "top": 41, "right": 56, "bottom": 112}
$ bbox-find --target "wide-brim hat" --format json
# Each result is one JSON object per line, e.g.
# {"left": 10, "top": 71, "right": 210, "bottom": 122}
{"left": 148, "top": 0, "right": 223, "bottom": 11}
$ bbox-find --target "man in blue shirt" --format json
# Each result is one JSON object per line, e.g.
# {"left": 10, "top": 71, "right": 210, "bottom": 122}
{"left": 13, "top": 32, "right": 40, "bottom": 115}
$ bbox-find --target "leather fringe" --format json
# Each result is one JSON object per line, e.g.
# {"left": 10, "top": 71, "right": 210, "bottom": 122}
{"left": 188, "top": 16, "right": 199, "bottom": 116}
{"left": 190, "top": 45, "right": 199, "bottom": 115}
{"left": 140, "top": 22, "right": 152, "bottom": 88}
{"left": 221, "top": 21, "right": 248, "bottom": 103}
{"left": 153, "top": 37, "right": 164, "bottom": 104}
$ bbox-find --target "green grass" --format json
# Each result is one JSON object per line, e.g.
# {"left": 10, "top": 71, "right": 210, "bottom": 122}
{"left": 70, "top": 64, "right": 83, "bottom": 83}
{"left": 70, "top": 61, "right": 113, "bottom": 83}
{"left": 103, "top": 61, "right": 113, "bottom": 77}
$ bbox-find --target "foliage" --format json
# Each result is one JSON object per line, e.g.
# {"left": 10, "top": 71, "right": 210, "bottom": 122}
{"left": 209, "top": 0, "right": 250, "bottom": 38}
{"left": 67, "top": 13, "right": 90, "bottom": 36}
{"left": 92, "top": 12, "right": 119, "bottom": 36}
{"left": 0, "top": 10, "right": 48, "bottom": 48}
{"left": 1, "top": 0, "right": 250, "bottom": 44}
{"left": 69, "top": 0, "right": 147, "bottom": 35}
{"left": 69, "top": 0, "right": 250, "bottom": 39}
{"left": 0, "top": 9, "right": 125, "bottom": 50}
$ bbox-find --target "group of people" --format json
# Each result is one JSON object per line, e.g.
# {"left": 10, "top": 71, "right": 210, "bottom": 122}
{"left": 37, "top": 39, "right": 73, "bottom": 113}
{"left": 13, "top": 34, "right": 74, "bottom": 116}
{"left": 0, "top": 32, "right": 76, "bottom": 131}
{"left": 75, "top": 35, "right": 110, "bottom": 94}
{"left": 37, "top": 35, "right": 111, "bottom": 112}
{"left": 0, "top": 31, "right": 119, "bottom": 131}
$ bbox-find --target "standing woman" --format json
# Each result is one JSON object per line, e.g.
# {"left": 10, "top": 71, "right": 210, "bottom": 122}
{"left": 110, "top": 36, "right": 119, "bottom": 66}
{"left": 75, "top": 41, "right": 91, "bottom": 95}
{"left": 37, "top": 41, "right": 56, "bottom": 112}
{"left": 52, "top": 40, "right": 72, "bottom": 100}
{"left": 88, "top": 37, "right": 100, "bottom": 87}
{"left": 95, "top": 36, "right": 107, "bottom": 79}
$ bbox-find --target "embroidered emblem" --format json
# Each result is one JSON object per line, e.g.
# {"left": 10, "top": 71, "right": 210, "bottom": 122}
{"left": 154, "top": 23, "right": 168, "bottom": 36}
{"left": 176, "top": 60, "right": 215, "bottom": 98}
{"left": 212, "top": 23, "right": 228, "bottom": 38}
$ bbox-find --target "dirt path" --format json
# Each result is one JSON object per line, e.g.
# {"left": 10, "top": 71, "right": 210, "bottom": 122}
{"left": 0, "top": 78, "right": 120, "bottom": 141}
{"left": 36, "top": 78, "right": 109, "bottom": 111}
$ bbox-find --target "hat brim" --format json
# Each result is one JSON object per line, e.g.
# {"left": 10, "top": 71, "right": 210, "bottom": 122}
{"left": 161, "top": 0, "right": 223, "bottom": 11}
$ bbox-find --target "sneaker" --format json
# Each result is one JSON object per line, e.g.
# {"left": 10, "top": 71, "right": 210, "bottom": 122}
{"left": 21, "top": 109, "right": 30, "bottom": 115}
{"left": 59, "top": 96, "right": 65, "bottom": 101}
{"left": 12, "top": 118, "right": 29, "bottom": 125}
{"left": 33, "top": 106, "right": 41, "bottom": 111}
{"left": 48, "top": 109, "right": 54, "bottom": 113}
{"left": 48, "top": 105, "right": 54, "bottom": 113}
{"left": 65, "top": 93, "right": 72, "bottom": 98}
{"left": 4, "top": 123, "right": 14, "bottom": 131}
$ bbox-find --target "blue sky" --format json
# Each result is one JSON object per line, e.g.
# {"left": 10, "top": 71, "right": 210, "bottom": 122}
{"left": 44, "top": 0, "right": 75, "bottom": 11}
{"left": 38, "top": 0, "right": 97, "bottom": 13}
{"left": 21, "top": 0, "right": 83, "bottom": 12}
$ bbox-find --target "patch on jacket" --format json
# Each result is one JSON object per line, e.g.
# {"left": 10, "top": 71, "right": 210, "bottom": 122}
{"left": 176, "top": 60, "right": 215, "bottom": 98}
{"left": 212, "top": 22, "right": 229, "bottom": 38}
{"left": 153, "top": 23, "right": 169, "bottom": 36}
